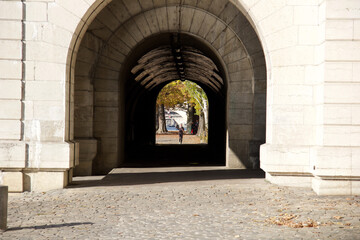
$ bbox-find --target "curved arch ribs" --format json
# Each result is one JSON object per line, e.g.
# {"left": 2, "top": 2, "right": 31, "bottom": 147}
{"left": 131, "top": 45, "right": 224, "bottom": 92}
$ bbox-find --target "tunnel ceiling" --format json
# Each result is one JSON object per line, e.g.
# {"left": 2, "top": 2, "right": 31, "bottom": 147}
{"left": 79, "top": 0, "right": 265, "bottom": 86}
{"left": 131, "top": 41, "right": 224, "bottom": 92}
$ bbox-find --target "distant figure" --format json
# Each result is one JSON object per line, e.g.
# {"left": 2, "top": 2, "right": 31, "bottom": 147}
{"left": 178, "top": 124, "right": 184, "bottom": 144}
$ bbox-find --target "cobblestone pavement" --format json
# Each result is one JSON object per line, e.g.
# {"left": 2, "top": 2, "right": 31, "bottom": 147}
{"left": 156, "top": 133, "right": 203, "bottom": 144}
{"left": 1, "top": 167, "right": 360, "bottom": 240}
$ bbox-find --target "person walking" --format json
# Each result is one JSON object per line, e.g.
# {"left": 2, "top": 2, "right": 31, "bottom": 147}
{"left": 178, "top": 124, "right": 184, "bottom": 144}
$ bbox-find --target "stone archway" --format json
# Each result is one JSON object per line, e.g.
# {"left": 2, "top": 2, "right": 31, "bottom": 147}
{"left": 71, "top": 0, "right": 266, "bottom": 175}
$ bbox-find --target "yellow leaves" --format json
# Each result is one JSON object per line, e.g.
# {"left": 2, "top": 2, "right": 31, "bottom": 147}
{"left": 265, "top": 213, "right": 320, "bottom": 228}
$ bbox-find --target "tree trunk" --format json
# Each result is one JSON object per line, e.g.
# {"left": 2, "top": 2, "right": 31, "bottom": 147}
{"left": 156, "top": 104, "right": 167, "bottom": 133}
{"left": 186, "top": 105, "right": 195, "bottom": 134}
{"left": 155, "top": 104, "right": 159, "bottom": 131}
{"left": 197, "top": 110, "right": 207, "bottom": 142}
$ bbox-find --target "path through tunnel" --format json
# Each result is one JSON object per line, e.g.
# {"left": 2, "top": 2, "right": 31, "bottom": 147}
{"left": 124, "top": 33, "right": 227, "bottom": 166}
{"left": 72, "top": 0, "right": 266, "bottom": 176}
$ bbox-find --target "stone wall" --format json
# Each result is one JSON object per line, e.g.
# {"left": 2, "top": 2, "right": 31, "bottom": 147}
{"left": 0, "top": 0, "right": 358, "bottom": 194}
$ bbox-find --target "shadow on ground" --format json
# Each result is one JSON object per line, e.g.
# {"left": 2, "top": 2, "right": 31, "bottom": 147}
{"left": 6, "top": 222, "right": 94, "bottom": 231}
{"left": 68, "top": 168, "right": 265, "bottom": 188}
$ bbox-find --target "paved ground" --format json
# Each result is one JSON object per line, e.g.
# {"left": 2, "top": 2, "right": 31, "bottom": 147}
{"left": 156, "top": 133, "right": 204, "bottom": 144}
{"left": 1, "top": 167, "right": 360, "bottom": 240}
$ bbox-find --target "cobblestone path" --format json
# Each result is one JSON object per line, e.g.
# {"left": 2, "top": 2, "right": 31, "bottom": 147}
{"left": 1, "top": 167, "right": 360, "bottom": 240}
{"left": 156, "top": 133, "right": 203, "bottom": 144}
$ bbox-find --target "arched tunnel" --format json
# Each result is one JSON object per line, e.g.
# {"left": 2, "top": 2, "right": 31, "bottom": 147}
{"left": 72, "top": 0, "right": 266, "bottom": 175}
{"left": 124, "top": 33, "right": 227, "bottom": 166}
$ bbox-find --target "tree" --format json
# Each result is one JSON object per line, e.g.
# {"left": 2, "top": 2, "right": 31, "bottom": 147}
{"left": 156, "top": 81, "right": 190, "bottom": 133}
{"left": 183, "top": 81, "right": 208, "bottom": 141}
{"left": 155, "top": 80, "right": 208, "bottom": 141}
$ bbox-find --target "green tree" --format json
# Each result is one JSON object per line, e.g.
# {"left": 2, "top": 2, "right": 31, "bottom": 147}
{"left": 156, "top": 81, "right": 190, "bottom": 133}
{"left": 183, "top": 81, "right": 208, "bottom": 141}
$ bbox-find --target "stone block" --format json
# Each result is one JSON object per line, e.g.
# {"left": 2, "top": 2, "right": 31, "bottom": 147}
{"left": 253, "top": 124, "right": 265, "bottom": 141}
{"left": 100, "top": 137, "right": 119, "bottom": 153}
{"left": 0, "top": 60, "right": 22, "bottom": 80}
{"left": 124, "top": 19, "right": 143, "bottom": 43}
{"left": 75, "top": 91, "right": 93, "bottom": 107}
{"left": 26, "top": 2, "right": 47, "bottom": 22}
{"left": 74, "top": 121, "right": 93, "bottom": 138}
{"left": 144, "top": 9, "right": 160, "bottom": 34}
{"left": 32, "top": 101, "right": 65, "bottom": 121}
{"left": 3, "top": 172, "right": 23, "bottom": 192}
{"left": 0, "top": 120, "right": 21, "bottom": 140}
{"left": 228, "top": 93, "right": 253, "bottom": 109}
{"left": 326, "top": 0, "right": 360, "bottom": 19}
{"left": 298, "top": 26, "right": 320, "bottom": 45}
{"left": 311, "top": 147, "right": 352, "bottom": 173}
{"left": 249, "top": 0, "right": 285, "bottom": 22}
{"left": 94, "top": 107, "right": 119, "bottom": 122}
{"left": 294, "top": 6, "right": 318, "bottom": 25}
{"left": 325, "top": 62, "right": 353, "bottom": 82}
{"left": 266, "top": 26, "right": 298, "bottom": 51}
{"left": 34, "top": 62, "right": 66, "bottom": 81}
{"left": 272, "top": 66, "right": 305, "bottom": 85}
{"left": 0, "top": 80, "right": 21, "bottom": 100}
{"left": 74, "top": 139, "right": 97, "bottom": 176}
{"left": 323, "top": 104, "right": 351, "bottom": 125}
{"left": 229, "top": 81, "right": 253, "bottom": 94}
{"left": 266, "top": 173, "right": 312, "bottom": 188}
{"left": 0, "top": 1, "right": 22, "bottom": 20}
{"left": 205, "top": 19, "right": 226, "bottom": 44}
{"left": 271, "top": 124, "right": 316, "bottom": 145}
{"left": 0, "top": 100, "right": 21, "bottom": 119}
{"left": 324, "top": 83, "right": 360, "bottom": 104}
{"left": 260, "top": 144, "right": 311, "bottom": 170}
{"left": 271, "top": 105, "right": 304, "bottom": 125}
{"left": 254, "top": 94, "right": 266, "bottom": 109}
{"left": 228, "top": 108, "right": 253, "bottom": 125}
{"left": 270, "top": 46, "right": 316, "bottom": 67}
{"left": 0, "top": 21, "right": 22, "bottom": 40}
{"left": 355, "top": 20, "right": 360, "bottom": 40}
{"left": 75, "top": 76, "right": 93, "bottom": 91}
{"left": 26, "top": 41, "right": 68, "bottom": 64}
{"left": 56, "top": 0, "right": 90, "bottom": 19}
{"left": 94, "top": 121, "right": 119, "bottom": 137}
{"left": 24, "top": 171, "right": 68, "bottom": 192}
{"left": 272, "top": 85, "right": 313, "bottom": 105}
{"left": 353, "top": 63, "right": 360, "bottom": 82}
{"left": 25, "top": 81, "right": 64, "bottom": 101}
{"left": 229, "top": 69, "right": 253, "bottom": 82}
{"left": 254, "top": 79, "right": 266, "bottom": 93}
{"left": 352, "top": 105, "right": 360, "bottom": 124}
{"left": 74, "top": 106, "right": 93, "bottom": 122}
{"left": 312, "top": 177, "right": 351, "bottom": 195}
{"left": 48, "top": 2, "right": 80, "bottom": 33}
{"left": 228, "top": 125, "right": 252, "bottom": 140}
{"left": 0, "top": 142, "right": 26, "bottom": 168}
{"left": 189, "top": 10, "right": 206, "bottom": 33}
{"left": 0, "top": 40, "right": 22, "bottom": 60}
{"left": 228, "top": 59, "right": 252, "bottom": 73}
{"left": 325, "top": 20, "right": 353, "bottom": 40}
{"left": 0, "top": 185, "right": 8, "bottom": 231}
{"left": 94, "top": 92, "right": 119, "bottom": 107}
{"left": 258, "top": 6, "right": 293, "bottom": 36}
{"left": 24, "top": 120, "right": 65, "bottom": 142}
{"left": 325, "top": 41, "right": 360, "bottom": 61}
{"left": 27, "top": 142, "right": 74, "bottom": 169}
{"left": 94, "top": 67, "right": 119, "bottom": 80}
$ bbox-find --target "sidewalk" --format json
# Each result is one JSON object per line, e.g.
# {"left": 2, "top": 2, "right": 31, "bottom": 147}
{"left": 1, "top": 167, "right": 360, "bottom": 239}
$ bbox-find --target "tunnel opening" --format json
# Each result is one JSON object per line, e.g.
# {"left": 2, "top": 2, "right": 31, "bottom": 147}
{"left": 123, "top": 33, "right": 227, "bottom": 167}
{"left": 155, "top": 80, "right": 209, "bottom": 145}
{"left": 72, "top": 0, "right": 267, "bottom": 176}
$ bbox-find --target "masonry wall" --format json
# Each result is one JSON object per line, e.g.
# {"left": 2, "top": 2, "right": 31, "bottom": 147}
{"left": 0, "top": 0, "right": 358, "bottom": 194}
